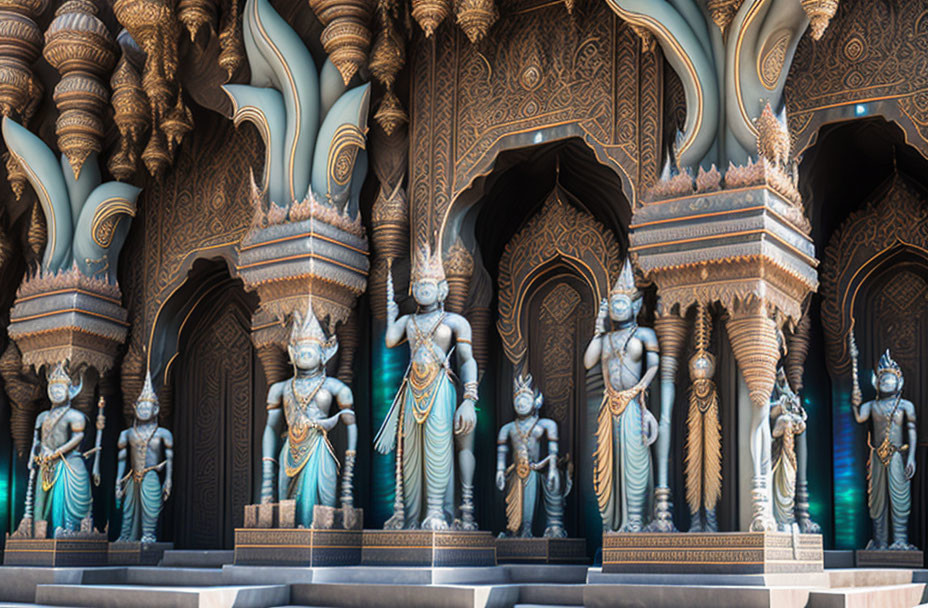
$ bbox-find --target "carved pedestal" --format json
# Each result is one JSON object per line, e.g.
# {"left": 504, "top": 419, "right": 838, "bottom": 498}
{"left": 234, "top": 503, "right": 364, "bottom": 566}
{"left": 856, "top": 549, "right": 924, "bottom": 569}
{"left": 3, "top": 533, "right": 108, "bottom": 567}
{"left": 107, "top": 541, "right": 173, "bottom": 565}
{"left": 602, "top": 532, "right": 824, "bottom": 574}
{"left": 361, "top": 530, "right": 496, "bottom": 567}
{"left": 8, "top": 278, "right": 129, "bottom": 373}
{"left": 631, "top": 183, "right": 817, "bottom": 323}
{"left": 495, "top": 537, "right": 587, "bottom": 564}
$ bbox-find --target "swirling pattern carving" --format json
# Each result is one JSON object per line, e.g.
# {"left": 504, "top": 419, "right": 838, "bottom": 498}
{"left": 497, "top": 186, "right": 620, "bottom": 365}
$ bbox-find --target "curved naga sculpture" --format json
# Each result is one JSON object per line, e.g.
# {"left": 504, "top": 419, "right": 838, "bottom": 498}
{"left": 607, "top": 0, "right": 835, "bottom": 170}
{"left": 226, "top": 0, "right": 371, "bottom": 333}
{"left": 2, "top": 116, "right": 140, "bottom": 373}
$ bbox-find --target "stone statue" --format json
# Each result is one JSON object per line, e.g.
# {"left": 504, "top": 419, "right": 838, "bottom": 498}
{"left": 495, "top": 373, "right": 571, "bottom": 538}
{"left": 116, "top": 371, "right": 174, "bottom": 543}
{"left": 769, "top": 367, "right": 806, "bottom": 532}
{"left": 261, "top": 301, "right": 357, "bottom": 527}
{"left": 375, "top": 243, "right": 479, "bottom": 530}
{"left": 684, "top": 304, "right": 721, "bottom": 532}
{"left": 26, "top": 362, "right": 92, "bottom": 537}
{"left": 850, "top": 344, "right": 918, "bottom": 550}
{"left": 584, "top": 258, "right": 659, "bottom": 532}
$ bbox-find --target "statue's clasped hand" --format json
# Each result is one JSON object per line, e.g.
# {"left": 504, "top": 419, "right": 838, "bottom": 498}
{"left": 454, "top": 400, "right": 476, "bottom": 435}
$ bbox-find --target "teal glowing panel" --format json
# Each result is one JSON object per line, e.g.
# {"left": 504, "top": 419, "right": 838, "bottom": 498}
{"left": 832, "top": 379, "right": 868, "bottom": 549}
{"left": 369, "top": 320, "right": 408, "bottom": 527}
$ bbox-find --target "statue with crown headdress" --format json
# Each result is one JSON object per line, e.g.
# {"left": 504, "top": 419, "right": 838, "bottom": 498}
{"left": 768, "top": 366, "right": 806, "bottom": 532}
{"left": 849, "top": 341, "right": 919, "bottom": 551}
{"left": 583, "top": 259, "right": 660, "bottom": 532}
{"left": 261, "top": 301, "right": 357, "bottom": 527}
{"left": 495, "top": 373, "right": 571, "bottom": 538}
{"left": 22, "top": 362, "right": 94, "bottom": 538}
{"left": 115, "top": 371, "right": 174, "bottom": 543}
{"left": 374, "top": 240, "right": 480, "bottom": 531}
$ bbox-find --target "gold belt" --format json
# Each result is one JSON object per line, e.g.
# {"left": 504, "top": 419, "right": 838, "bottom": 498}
{"left": 603, "top": 385, "right": 640, "bottom": 418}
{"left": 409, "top": 361, "right": 443, "bottom": 424}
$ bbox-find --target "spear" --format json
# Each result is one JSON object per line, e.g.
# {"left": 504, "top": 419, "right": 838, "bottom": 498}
{"left": 90, "top": 396, "right": 105, "bottom": 486}
{"left": 848, "top": 323, "right": 862, "bottom": 408}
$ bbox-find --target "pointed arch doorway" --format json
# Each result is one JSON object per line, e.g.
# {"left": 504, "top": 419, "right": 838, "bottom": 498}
{"left": 497, "top": 185, "right": 622, "bottom": 543}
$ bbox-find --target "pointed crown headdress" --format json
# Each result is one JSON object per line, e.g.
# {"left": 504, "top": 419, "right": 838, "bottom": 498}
{"left": 610, "top": 258, "right": 640, "bottom": 299}
{"left": 876, "top": 349, "right": 902, "bottom": 379}
{"left": 137, "top": 370, "right": 159, "bottom": 405}
{"left": 411, "top": 240, "right": 445, "bottom": 283}
{"left": 513, "top": 373, "right": 535, "bottom": 398}
{"left": 47, "top": 361, "right": 71, "bottom": 386}
{"left": 290, "top": 299, "right": 330, "bottom": 347}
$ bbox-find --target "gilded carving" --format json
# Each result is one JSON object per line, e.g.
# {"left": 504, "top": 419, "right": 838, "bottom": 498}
{"left": 43, "top": 0, "right": 118, "bottom": 179}
{"left": 820, "top": 174, "right": 928, "bottom": 376}
{"left": 497, "top": 186, "right": 621, "bottom": 365}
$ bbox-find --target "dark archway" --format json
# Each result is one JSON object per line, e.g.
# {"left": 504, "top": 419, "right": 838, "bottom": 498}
{"left": 162, "top": 259, "right": 263, "bottom": 549}
{"left": 801, "top": 117, "right": 928, "bottom": 555}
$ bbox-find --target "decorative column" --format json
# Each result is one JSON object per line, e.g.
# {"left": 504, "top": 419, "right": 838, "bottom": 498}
{"left": 649, "top": 301, "right": 687, "bottom": 531}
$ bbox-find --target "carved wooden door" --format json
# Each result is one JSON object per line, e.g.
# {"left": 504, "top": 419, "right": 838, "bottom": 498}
{"left": 525, "top": 273, "right": 595, "bottom": 535}
{"left": 171, "top": 292, "right": 263, "bottom": 549}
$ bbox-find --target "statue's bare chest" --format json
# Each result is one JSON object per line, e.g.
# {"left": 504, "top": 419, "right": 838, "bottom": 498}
{"left": 284, "top": 379, "right": 331, "bottom": 423}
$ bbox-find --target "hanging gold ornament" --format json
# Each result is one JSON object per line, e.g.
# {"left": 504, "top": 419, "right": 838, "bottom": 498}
{"left": 374, "top": 90, "right": 407, "bottom": 136}
{"left": 177, "top": 0, "right": 217, "bottom": 41}
{"left": 109, "top": 35, "right": 150, "bottom": 181}
{"left": 218, "top": 0, "right": 244, "bottom": 80}
{"left": 369, "top": 18, "right": 404, "bottom": 90}
{"left": 454, "top": 0, "right": 497, "bottom": 44}
{"left": 801, "top": 0, "right": 838, "bottom": 41}
{"left": 411, "top": 0, "right": 451, "bottom": 37}
{"left": 43, "top": 0, "right": 118, "bottom": 179}
{"left": 309, "top": 0, "right": 374, "bottom": 86}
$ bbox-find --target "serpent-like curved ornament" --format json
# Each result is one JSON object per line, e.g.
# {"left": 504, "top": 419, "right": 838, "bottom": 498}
{"left": 3, "top": 116, "right": 74, "bottom": 272}
{"left": 244, "top": 0, "right": 319, "bottom": 204}
{"left": 2, "top": 116, "right": 140, "bottom": 282}
{"left": 225, "top": 0, "right": 370, "bottom": 210}
{"left": 312, "top": 83, "right": 371, "bottom": 207}
{"left": 608, "top": 0, "right": 815, "bottom": 170}
{"left": 725, "top": 0, "right": 808, "bottom": 159}
{"left": 606, "top": 0, "right": 719, "bottom": 169}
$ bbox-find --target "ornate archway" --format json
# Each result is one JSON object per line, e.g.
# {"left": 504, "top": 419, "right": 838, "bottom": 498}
{"left": 820, "top": 172, "right": 928, "bottom": 553}
{"left": 496, "top": 184, "right": 621, "bottom": 539}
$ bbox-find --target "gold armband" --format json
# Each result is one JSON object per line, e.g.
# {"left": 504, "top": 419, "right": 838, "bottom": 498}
{"left": 266, "top": 402, "right": 281, "bottom": 411}
{"left": 645, "top": 343, "right": 660, "bottom": 352}
{"left": 463, "top": 381, "right": 479, "bottom": 402}
{"left": 262, "top": 457, "right": 278, "bottom": 464}
{"left": 457, "top": 338, "right": 472, "bottom": 345}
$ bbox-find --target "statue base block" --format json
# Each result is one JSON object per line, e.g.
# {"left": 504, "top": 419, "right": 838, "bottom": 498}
{"left": 233, "top": 528, "right": 362, "bottom": 566}
{"left": 496, "top": 537, "right": 587, "bottom": 563}
{"left": 856, "top": 549, "right": 924, "bottom": 569}
{"left": 3, "top": 534, "right": 108, "bottom": 566}
{"left": 107, "top": 541, "right": 173, "bottom": 565}
{"left": 602, "top": 531, "right": 823, "bottom": 574}
{"left": 361, "top": 530, "right": 496, "bottom": 567}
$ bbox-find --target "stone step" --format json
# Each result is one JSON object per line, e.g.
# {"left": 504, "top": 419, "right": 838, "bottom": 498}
{"left": 160, "top": 550, "right": 235, "bottom": 568}
{"left": 290, "top": 583, "right": 521, "bottom": 608}
{"left": 518, "top": 584, "right": 584, "bottom": 605}
{"left": 826, "top": 568, "right": 921, "bottom": 588}
{"left": 583, "top": 583, "right": 814, "bottom": 608}
{"left": 123, "top": 566, "right": 225, "bottom": 586}
{"left": 514, "top": 605, "right": 583, "bottom": 608}
{"left": 34, "top": 583, "right": 289, "bottom": 608}
{"left": 808, "top": 583, "right": 927, "bottom": 608}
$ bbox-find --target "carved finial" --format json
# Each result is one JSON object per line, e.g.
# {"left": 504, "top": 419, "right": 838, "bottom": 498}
{"left": 801, "top": 0, "right": 838, "bottom": 41}
{"left": 411, "top": 0, "right": 451, "bottom": 37}
{"left": 754, "top": 102, "right": 790, "bottom": 170}
{"left": 310, "top": 0, "right": 374, "bottom": 85}
{"left": 177, "top": 0, "right": 217, "bottom": 42}
{"left": 374, "top": 91, "right": 408, "bottom": 136}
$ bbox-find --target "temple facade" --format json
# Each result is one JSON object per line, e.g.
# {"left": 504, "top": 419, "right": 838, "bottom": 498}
{"left": 0, "top": 0, "right": 926, "bottom": 605}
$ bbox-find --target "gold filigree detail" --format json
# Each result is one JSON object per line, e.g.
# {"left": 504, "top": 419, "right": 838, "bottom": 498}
{"left": 707, "top": 0, "right": 743, "bottom": 34}
{"left": 310, "top": 0, "right": 374, "bottom": 85}
{"left": 801, "top": 0, "right": 838, "bottom": 41}
{"left": 454, "top": 0, "right": 497, "bottom": 44}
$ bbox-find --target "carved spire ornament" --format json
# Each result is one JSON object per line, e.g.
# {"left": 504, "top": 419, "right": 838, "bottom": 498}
{"left": 217, "top": 0, "right": 244, "bottom": 79}
{"left": 43, "top": 0, "right": 118, "bottom": 179}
